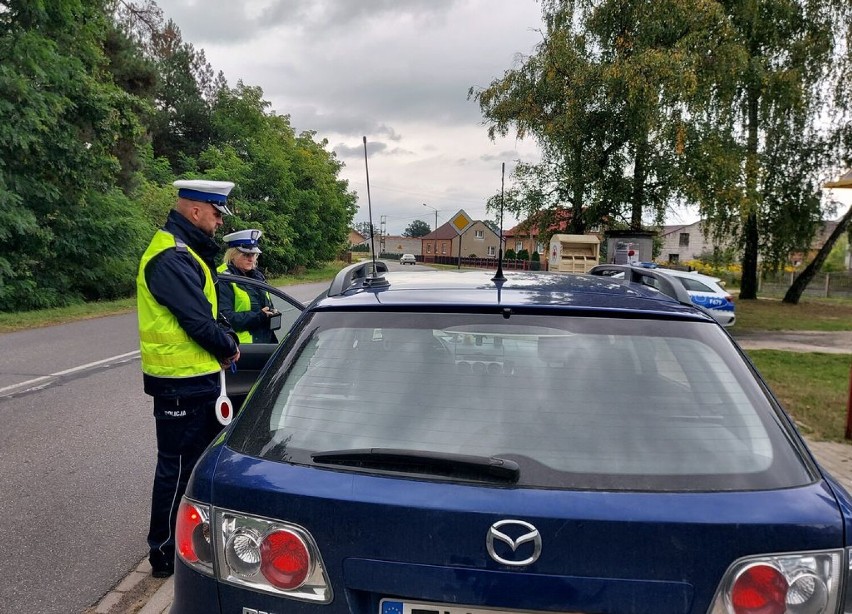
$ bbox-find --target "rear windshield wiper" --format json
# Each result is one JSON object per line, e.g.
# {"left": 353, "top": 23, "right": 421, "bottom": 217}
{"left": 311, "top": 448, "right": 519, "bottom": 483}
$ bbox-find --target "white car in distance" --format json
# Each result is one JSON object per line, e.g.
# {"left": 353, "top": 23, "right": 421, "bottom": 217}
{"left": 651, "top": 267, "right": 736, "bottom": 327}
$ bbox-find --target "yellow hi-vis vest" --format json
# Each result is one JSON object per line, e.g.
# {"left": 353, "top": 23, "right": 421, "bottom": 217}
{"left": 217, "top": 262, "right": 255, "bottom": 345}
{"left": 137, "top": 231, "right": 221, "bottom": 377}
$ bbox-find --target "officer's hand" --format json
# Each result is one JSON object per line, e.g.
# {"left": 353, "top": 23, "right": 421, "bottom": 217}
{"left": 220, "top": 348, "right": 240, "bottom": 368}
{"left": 261, "top": 307, "right": 276, "bottom": 318}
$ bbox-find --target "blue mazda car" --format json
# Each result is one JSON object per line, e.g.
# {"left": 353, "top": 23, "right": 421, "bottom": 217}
{"left": 172, "top": 262, "right": 852, "bottom": 614}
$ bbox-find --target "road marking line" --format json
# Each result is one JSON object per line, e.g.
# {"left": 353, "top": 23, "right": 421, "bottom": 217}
{"left": 0, "top": 350, "right": 140, "bottom": 394}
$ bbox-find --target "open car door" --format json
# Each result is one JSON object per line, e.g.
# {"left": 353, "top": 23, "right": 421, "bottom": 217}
{"left": 218, "top": 273, "right": 304, "bottom": 409}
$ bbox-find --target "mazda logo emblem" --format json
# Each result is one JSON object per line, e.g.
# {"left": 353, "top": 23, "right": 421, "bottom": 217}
{"left": 486, "top": 519, "right": 541, "bottom": 566}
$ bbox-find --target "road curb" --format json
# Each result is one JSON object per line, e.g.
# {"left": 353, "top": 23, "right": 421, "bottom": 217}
{"left": 90, "top": 557, "right": 169, "bottom": 614}
{"left": 138, "top": 576, "right": 174, "bottom": 614}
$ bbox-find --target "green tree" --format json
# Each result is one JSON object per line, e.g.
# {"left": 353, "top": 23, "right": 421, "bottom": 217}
{"left": 147, "top": 20, "right": 222, "bottom": 173}
{"left": 473, "top": 0, "right": 732, "bottom": 234}
{"left": 403, "top": 219, "right": 431, "bottom": 237}
{"left": 116, "top": 3, "right": 224, "bottom": 175}
{"left": 203, "top": 83, "right": 356, "bottom": 274}
{"left": 683, "top": 0, "right": 852, "bottom": 300}
{"left": 0, "top": 0, "right": 150, "bottom": 310}
{"left": 353, "top": 221, "right": 376, "bottom": 239}
{"left": 822, "top": 233, "right": 850, "bottom": 273}
{"left": 102, "top": 22, "right": 157, "bottom": 193}
{"left": 783, "top": 204, "right": 852, "bottom": 302}
{"left": 472, "top": 19, "right": 613, "bottom": 234}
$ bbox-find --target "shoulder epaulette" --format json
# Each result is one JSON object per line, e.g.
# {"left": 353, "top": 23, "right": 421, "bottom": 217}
{"left": 174, "top": 239, "right": 189, "bottom": 253}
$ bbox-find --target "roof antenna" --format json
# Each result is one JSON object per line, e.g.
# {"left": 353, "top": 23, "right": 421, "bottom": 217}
{"left": 492, "top": 162, "right": 507, "bottom": 282}
{"left": 363, "top": 136, "right": 387, "bottom": 285}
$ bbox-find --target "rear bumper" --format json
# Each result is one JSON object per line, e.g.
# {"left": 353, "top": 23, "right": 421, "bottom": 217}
{"left": 170, "top": 561, "right": 220, "bottom": 614}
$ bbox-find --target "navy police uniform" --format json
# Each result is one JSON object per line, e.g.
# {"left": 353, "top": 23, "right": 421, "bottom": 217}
{"left": 137, "top": 180, "right": 240, "bottom": 578}
{"left": 218, "top": 229, "right": 278, "bottom": 344}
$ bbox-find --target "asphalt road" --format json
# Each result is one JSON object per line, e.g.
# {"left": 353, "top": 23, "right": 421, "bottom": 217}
{"left": 0, "top": 281, "right": 326, "bottom": 614}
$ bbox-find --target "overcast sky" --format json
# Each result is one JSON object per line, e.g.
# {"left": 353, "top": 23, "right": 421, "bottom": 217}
{"left": 152, "top": 0, "right": 548, "bottom": 235}
{"left": 154, "top": 0, "right": 850, "bottom": 236}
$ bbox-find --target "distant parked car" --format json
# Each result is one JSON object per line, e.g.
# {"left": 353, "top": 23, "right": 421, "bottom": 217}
{"left": 652, "top": 267, "right": 736, "bottom": 327}
{"left": 399, "top": 253, "right": 416, "bottom": 265}
{"left": 590, "top": 264, "right": 735, "bottom": 328}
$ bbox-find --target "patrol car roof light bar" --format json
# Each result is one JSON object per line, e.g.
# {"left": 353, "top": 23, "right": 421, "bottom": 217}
{"left": 587, "top": 264, "right": 697, "bottom": 309}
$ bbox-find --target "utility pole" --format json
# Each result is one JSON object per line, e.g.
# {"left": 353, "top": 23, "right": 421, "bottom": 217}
{"left": 380, "top": 215, "right": 387, "bottom": 255}
{"left": 422, "top": 203, "right": 438, "bottom": 231}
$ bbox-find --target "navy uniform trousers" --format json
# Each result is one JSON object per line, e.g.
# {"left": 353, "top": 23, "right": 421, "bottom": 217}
{"left": 148, "top": 394, "right": 222, "bottom": 568}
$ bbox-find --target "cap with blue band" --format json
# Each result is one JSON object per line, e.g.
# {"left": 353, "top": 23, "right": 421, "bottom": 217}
{"left": 223, "top": 229, "right": 263, "bottom": 254}
{"left": 174, "top": 179, "right": 235, "bottom": 215}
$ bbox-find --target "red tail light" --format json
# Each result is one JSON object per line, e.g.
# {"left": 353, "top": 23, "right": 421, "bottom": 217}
{"left": 176, "top": 499, "right": 212, "bottom": 566}
{"left": 217, "top": 511, "right": 332, "bottom": 601}
{"left": 711, "top": 551, "right": 842, "bottom": 614}
{"left": 260, "top": 529, "right": 311, "bottom": 590}
{"left": 730, "top": 564, "right": 788, "bottom": 614}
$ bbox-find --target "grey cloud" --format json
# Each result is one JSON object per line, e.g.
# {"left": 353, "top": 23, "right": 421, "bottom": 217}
{"left": 284, "top": 105, "right": 404, "bottom": 142}
{"left": 265, "top": 65, "right": 487, "bottom": 133}
{"left": 332, "top": 141, "right": 415, "bottom": 159}
{"left": 383, "top": 147, "right": 416, "bottom": 156}
{"left": 334, "top": 141, "right": 387, "bottom": 158}
{"left": 259, "top": 0, "right": 458, "bottom": 35}
{"left": 480, "top": 150, "right": 519, "bottom": 162}
{"left": 158, "top": 0, "right": 460, "bottom": 44}
{"left": 157, "top": 0, "right": 541, "bottom": 140}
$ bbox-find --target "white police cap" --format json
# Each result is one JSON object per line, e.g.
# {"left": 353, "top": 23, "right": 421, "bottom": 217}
{"left": 174, "top": 179, "right": 235, "bottom": 215}
{"left": 223, "top": 229, "right": 263, "bottom": 254}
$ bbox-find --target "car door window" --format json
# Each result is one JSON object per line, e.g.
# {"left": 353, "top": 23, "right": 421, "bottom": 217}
{"left": 678, "top": 278, "right": 713, "bottom": 293}
{"left": 218, "top": 274, "right": 304, "bottom": 344}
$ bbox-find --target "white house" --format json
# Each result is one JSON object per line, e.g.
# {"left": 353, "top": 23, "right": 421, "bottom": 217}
{"left": 657, "top": 222, "right": 720, "bottom": 264}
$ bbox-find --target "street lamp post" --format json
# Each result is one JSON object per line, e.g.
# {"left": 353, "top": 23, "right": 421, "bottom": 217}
{"left": 422, "top": 203, "right": 438, "bottom": 231}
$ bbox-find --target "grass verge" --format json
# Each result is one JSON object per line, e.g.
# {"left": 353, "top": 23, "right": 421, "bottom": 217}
{"left": 747, "top": 350, "right": 852, "bottom": 441}
{"left": 0, "top": 298, "right": 138, "bottom": 333}
{"left": 267, "top": 261, "right": 348, "bottom": 286}
{"left": 734, "top": 297, "right": 852, "bottom": 331}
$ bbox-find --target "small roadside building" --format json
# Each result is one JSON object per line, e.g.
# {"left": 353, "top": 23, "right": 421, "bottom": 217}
{"left": 382, "top": 235, "right": 422, "bottom": 257}
{"left": 421, "top": 219, "right": 502, "bottom": 261}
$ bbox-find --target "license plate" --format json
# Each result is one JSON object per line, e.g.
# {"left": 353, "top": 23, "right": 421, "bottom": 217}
{"left": 380, "top": 599, "right": 579, "bottom": 614}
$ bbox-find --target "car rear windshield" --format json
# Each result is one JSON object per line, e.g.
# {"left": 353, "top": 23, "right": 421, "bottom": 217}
{"left": 228, "top": 311, "right": 813, "bottom": 491}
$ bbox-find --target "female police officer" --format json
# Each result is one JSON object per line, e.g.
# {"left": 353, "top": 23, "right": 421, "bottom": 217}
{"left": 217, "top": 229, "right": 278, "bottom": 344}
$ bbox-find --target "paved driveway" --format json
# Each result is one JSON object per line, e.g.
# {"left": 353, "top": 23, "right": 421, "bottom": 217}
{"left": 733, "top": 330, "right": 852, "bottom": 354}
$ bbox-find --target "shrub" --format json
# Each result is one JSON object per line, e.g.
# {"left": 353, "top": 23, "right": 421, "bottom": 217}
{"left": 505, "top": 249, "right": 517, "bottom": 260}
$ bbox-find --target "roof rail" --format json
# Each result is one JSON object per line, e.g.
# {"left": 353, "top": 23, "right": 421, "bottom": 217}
{"left": 588, "top": 264, "right": 695, "bottom": 308}
{"left": 328, "top": 261, "right": 390, "bottom": 296}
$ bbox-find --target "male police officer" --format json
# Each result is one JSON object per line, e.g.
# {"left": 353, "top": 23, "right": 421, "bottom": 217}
{"left": 136, "top": 179, "right": 241, "bottom": 578}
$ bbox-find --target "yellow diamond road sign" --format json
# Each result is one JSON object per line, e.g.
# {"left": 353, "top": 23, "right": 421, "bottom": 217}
{"left": 450, "top": 210, "right": 474, "bottom": 235}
